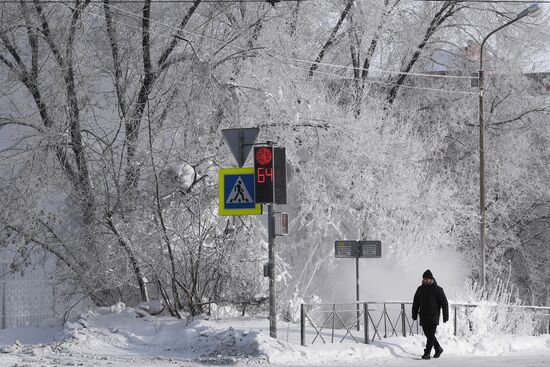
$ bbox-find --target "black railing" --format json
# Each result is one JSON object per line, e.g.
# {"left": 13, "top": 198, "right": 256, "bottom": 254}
{"left": 300, "top": 301, "right": 550, "bottom": 346}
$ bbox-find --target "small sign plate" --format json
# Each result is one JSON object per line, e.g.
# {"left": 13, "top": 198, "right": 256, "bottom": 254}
{"left": 359, "top": 240, "right": 382, "bottom": 258}
{"left": 335, "top": 240, "right": 382, "bottom": 258}
{"left": 335, "top": 240, "right": 360, "bottom": 258}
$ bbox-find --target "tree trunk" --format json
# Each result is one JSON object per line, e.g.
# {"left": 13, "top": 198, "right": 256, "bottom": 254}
{"left": 387, "top": 2, "right": 456, "bottom": 105}
{"left": 308, "top": 0, "right": 354, "bottom": 77}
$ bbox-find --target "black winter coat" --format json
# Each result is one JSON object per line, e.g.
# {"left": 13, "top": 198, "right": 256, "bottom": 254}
{"left": 412, "top": 279, "right": 449, "bottom": 326}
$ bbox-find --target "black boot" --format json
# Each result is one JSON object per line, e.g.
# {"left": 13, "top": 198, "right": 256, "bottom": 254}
{"left": 421, "top": 349, "right": 431, "bottom": 360}
{"left": 433, "top": 347, "right": 443, "bottom": 358}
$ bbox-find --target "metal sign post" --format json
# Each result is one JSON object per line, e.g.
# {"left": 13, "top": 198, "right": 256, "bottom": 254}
{"left": 221, "top": 130, "right": 288, "bottom": 340}
{"left": 1, "top": 262, "right": 5, "bottom": 329}
{"left": 268, "top": 203, "right": 276, "bottom": 338}
{"left": 254, "top": 143, "right": 287, "bottom": 339}
{"left": 356, "top": 257, "right": 360, "bottom": 331}
{"left": 335, "top": 240, "right": 382, "bottom": 331}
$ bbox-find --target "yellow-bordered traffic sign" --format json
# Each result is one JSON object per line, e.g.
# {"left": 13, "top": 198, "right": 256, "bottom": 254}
{"left": 218, "top": 168, "right": 262, "bottom": 216}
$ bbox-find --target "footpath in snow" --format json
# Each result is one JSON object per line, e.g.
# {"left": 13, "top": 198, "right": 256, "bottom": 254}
{"left": 0, "top": 303, "right": 549, "bottom": 366}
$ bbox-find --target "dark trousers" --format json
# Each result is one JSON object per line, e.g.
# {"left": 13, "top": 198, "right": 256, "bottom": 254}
{"left": 422, "top": 324, "right": 441, "bottom": 353}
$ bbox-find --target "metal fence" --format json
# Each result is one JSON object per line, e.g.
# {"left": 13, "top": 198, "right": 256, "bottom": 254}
{"left": 300, "top": 301, "right": 550, "bottom": 346}
{"left": 1, "top": 260, "right": 56, "bottom": 329}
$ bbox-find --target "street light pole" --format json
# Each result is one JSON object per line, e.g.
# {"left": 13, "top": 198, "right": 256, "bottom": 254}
{"left": 478, "top": 4, "right": 541, "bottom": 292}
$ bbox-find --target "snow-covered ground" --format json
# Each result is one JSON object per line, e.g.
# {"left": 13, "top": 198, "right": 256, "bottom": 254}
{"left": 1, "top": 303, "right": 549, "bottom": 366}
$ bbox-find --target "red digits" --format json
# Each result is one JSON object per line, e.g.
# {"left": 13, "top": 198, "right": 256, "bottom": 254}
{"left": 257, "top": 168, "right": 265, "bottom": 183}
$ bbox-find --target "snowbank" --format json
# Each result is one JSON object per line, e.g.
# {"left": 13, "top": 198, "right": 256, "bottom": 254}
{"left": 1, "top": 303, "right": 550, "bottom": 366}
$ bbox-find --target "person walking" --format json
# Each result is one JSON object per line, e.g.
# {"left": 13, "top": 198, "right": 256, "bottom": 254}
{"left": 412, "top": 269, "right": 449, "bottom": 360}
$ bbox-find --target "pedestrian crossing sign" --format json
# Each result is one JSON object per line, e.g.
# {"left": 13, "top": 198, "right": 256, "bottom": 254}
{"left": 218, "top": 168, "right": 263, "bottom": 216}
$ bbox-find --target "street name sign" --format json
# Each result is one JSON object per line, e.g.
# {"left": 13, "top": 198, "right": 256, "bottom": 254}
{"left": 218, "top": 168, "right": 262, "bottom": 216}
{"left": 334, "top": 239, "right": 382, "bottom": 334}
{"left": 334, "top": 240, "right": 382, "bottom": 258}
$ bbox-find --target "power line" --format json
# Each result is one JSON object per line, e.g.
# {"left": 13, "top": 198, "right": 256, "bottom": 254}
{"left": 68, "top": 0, "right": 481, "bottom": 82}
{"left": 81, "top": 6, "right": 184, "bottom": 40}
{"left": 267, "top": 50, "right": 478, "bottom": 80}
{"left": 104, "top": 5, "right": 479, "bottom": 88}
{"left": 103, "top": 1, "right": 250, "bottom": 48}
{"left": 101, "top": 5, "right": 515, "bottom": 83}
{"left": 5, "top": 0, "right": 527, "bottom": 95}
{"left": 85, "top": 2, "right": 550, "bottom": 82}
{"left": 303, "top": 67, "right": 478, "bottom": 95}
{"left": 413, "top": 0, "right": 550, "bottom": 3}
{"left": 81, "top": 3, "right": 479, "bottom": 95}
{"left": 0, "top": 0, "right": 305, "bottom": 3}
{"left": 74, "top": 3, "right": 482, "bottom": 95}
{"left": 274, "top": 57, "right": 478, "bottom": 95}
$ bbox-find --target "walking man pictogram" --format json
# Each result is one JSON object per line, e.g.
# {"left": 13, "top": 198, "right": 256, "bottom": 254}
{"left": 230, "top": 181, "right": 249, "bottom": 202}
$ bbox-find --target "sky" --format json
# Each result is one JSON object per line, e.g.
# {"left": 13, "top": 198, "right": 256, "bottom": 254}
{"left": 1, "top": 302, "right": 549, "bottom": 367}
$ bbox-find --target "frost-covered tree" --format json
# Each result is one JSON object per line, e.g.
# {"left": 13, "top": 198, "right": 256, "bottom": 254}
{"left": 1, "top": 0, "right": 549, "bottom": 317}
{"left": 0, "top": 0, "right": 270, "bottom": 312}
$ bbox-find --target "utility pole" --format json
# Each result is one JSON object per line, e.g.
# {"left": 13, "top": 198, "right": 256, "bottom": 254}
{"left": 477, "top": 3, "right": 541, "bottom": 292}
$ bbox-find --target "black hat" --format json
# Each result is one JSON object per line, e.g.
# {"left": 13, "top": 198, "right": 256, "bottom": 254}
{"left": 422, "top": 270, "right": 433, "bottom": 279}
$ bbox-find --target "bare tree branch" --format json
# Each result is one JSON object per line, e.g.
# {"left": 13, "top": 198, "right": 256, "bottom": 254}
{"left": 387, "top": 2, "right": 458, "bottom": 104}
{"left": 105, "top": 211, "right": 150, "bottom": 302}
{"left": 103, "top": 0, "right": 127, "bottom": 118}
{"left": 0, "top": 118, "right": 44, "bottom": 133}
{"left": 308, "top": 0, "right": 354, "bottom": 77}
{"left": 489, "top": 108, "right": 550, "bottom": 127}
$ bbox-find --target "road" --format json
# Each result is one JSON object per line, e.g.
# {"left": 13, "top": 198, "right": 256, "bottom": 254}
{"left": 1, "top": 343, "right": 549, "bottom": 367}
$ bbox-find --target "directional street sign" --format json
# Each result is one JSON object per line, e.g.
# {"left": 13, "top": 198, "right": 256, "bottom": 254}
{"left": 334, "top": 240, "right": 382, "bottom": 258}
{"left": 222, "top": 128, "right": 259, "bottom": 168}
{"left": 360, "top": 240, "right": 382, "bottom": 258}
{"left": 334, "top": 239, "right": 382, "bottom": 334}
{"left": 334, "top": 240, "right": 361, "bottom": 258}
{"left": 218, "top": 167, "right": 262, "bottom": 216}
